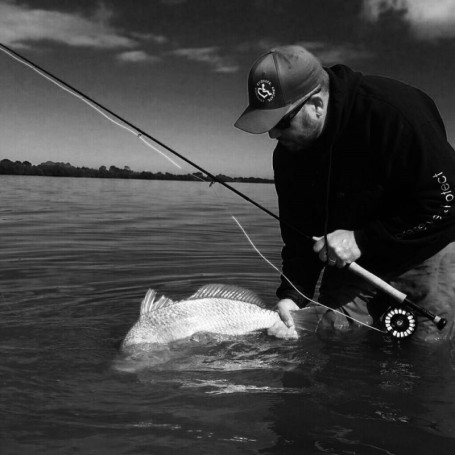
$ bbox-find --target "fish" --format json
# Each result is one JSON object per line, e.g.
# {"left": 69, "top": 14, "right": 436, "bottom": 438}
{"left": 121, "top": 284, "right": 319, "bottom": 351}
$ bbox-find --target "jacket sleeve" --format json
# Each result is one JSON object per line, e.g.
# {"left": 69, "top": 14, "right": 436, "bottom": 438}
{"left": 355, "top": 114, "right": 455, "bottom": 257}
{"left": 273, "top": 148, "right": 325, "bottom": 307}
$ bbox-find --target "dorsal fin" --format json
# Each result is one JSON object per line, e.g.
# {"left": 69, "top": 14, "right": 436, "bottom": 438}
{"left": 187, "top": 284, "right": 266, "bottom": 308}
{"left": 140, "top": 289, "right": 175, "bottom": 316}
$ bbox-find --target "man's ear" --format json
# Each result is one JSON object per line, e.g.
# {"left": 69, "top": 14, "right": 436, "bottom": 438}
{"left": 303, "top": 95, "right": 323, "bottom": 120}
{"left": 311, "top": 94, "right": 325, "bottom": 118}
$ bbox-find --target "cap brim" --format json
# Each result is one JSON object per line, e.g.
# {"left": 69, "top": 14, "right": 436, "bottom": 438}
{"left": 234, "top": 104, "right": 290, "bottom": 134}
{"left": 234, "top": 86, "right": 321, "bottom": 134}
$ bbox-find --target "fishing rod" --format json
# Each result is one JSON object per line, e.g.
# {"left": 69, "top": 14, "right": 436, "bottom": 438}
{"left": 0, "top": 42, "right": 447, "bottom": 338}
{"left": 0, "top": 42, "right": 300, "bottom": 237}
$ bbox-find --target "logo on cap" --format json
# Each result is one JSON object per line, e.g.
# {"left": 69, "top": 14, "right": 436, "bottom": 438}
{"left": 255, "top": 80, "right": 275, "bottom": 103}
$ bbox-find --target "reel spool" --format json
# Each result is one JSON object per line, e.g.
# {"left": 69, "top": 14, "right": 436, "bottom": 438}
{"left": 384, "top": 307, "right": 417, "bottom": 339}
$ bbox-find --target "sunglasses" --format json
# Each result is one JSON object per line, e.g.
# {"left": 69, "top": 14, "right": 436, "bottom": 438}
{"left": 273, "top": 89, "right": 321, "bottom": 130}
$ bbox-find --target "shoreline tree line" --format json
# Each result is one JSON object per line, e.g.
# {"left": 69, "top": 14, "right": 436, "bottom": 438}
{"left": 0, "top": 159, "right": 273, "bottom": 184}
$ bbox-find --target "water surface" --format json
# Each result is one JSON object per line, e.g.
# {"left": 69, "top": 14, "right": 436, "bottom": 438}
{"left": 1, "top": 176, "right": 455, "bottom": 454}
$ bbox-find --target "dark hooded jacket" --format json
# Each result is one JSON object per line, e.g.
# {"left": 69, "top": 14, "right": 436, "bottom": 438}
{"left": 274, "top": 64, "right": 455, "bottom": 307}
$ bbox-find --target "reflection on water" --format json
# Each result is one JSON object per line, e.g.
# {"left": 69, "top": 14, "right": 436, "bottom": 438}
{"left": 1, "top": 176, "right": 455, "bottom": 455}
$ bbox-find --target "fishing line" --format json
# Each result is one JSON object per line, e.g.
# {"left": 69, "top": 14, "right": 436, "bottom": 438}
{"left": 232, "top": 216, "right": 386, "bottom": 333}
{"left": 202, "top": 177, "right": 385, "bottom": 333}
{"left": 199, "top": 178, "right": 382, "bottom": 332}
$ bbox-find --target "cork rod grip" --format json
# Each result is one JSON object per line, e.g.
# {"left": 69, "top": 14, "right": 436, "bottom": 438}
{"left": 347, "top": 262, "right": 407, "bottom": 303}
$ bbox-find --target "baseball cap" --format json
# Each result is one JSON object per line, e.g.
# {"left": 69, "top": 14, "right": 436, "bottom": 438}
{"left": 234, "top": 45, "right": 324, "bottom": 134}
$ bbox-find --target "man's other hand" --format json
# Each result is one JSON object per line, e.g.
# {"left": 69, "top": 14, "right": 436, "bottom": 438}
{"left": 267, "top": 298, "right": 300, "bottom": 339}
{"left": 313, "top": 229, "right": 361, "bottom": 267}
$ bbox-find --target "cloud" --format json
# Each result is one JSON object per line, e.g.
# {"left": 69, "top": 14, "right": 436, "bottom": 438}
{"left": 170, "top": 47, "right": 239, "bottom": 73}
{"left": 130, "top": 32, "right": 169, "bottom": 45}
{"left": 297, "top": 42, "right": 373, "bottom": 65}
{"left": 117, "top": 50, "right": 160, "bottom": 64}
{"left": 362, "top": 0, "right": 455, "bottom": 40}
{"left": 0, "top": 1, "right": 136, "bottom": 49}
{"left": 235, "top": 39, "right": 278, "bottom": 54}
{"left": 235, "top": 39, "right": 372, "bottom": 65}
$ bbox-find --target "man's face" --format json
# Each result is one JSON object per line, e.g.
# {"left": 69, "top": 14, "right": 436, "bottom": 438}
{"left": 268, "top": 102, "right": 325, "bottom": 152}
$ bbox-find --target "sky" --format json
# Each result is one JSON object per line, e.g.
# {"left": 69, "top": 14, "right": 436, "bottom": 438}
{"left": 1, "top": 0, "right": 455, "bottom": 178}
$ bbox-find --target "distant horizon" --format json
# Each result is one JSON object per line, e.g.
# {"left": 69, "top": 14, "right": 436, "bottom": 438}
{"left": 0, "top": 158, "right": 274, "bottom": 182}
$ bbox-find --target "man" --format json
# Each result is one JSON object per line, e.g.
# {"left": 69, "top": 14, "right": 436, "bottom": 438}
{"left": 235, "top": 45, "right": 455, "bottom": 342}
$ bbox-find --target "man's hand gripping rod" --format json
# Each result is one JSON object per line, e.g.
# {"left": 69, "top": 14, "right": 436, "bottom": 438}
{"left": 313, "top": 234, "right": 447, "bottom": 330}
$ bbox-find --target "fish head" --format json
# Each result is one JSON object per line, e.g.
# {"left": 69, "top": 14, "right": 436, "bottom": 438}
{"left": 121, "top": 318, "right": 162, "bottom": 350}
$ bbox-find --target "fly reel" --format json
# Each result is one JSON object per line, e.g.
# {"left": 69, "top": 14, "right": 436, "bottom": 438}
{"left": 383, "top": 307, "right": 417, "bottom": 339}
